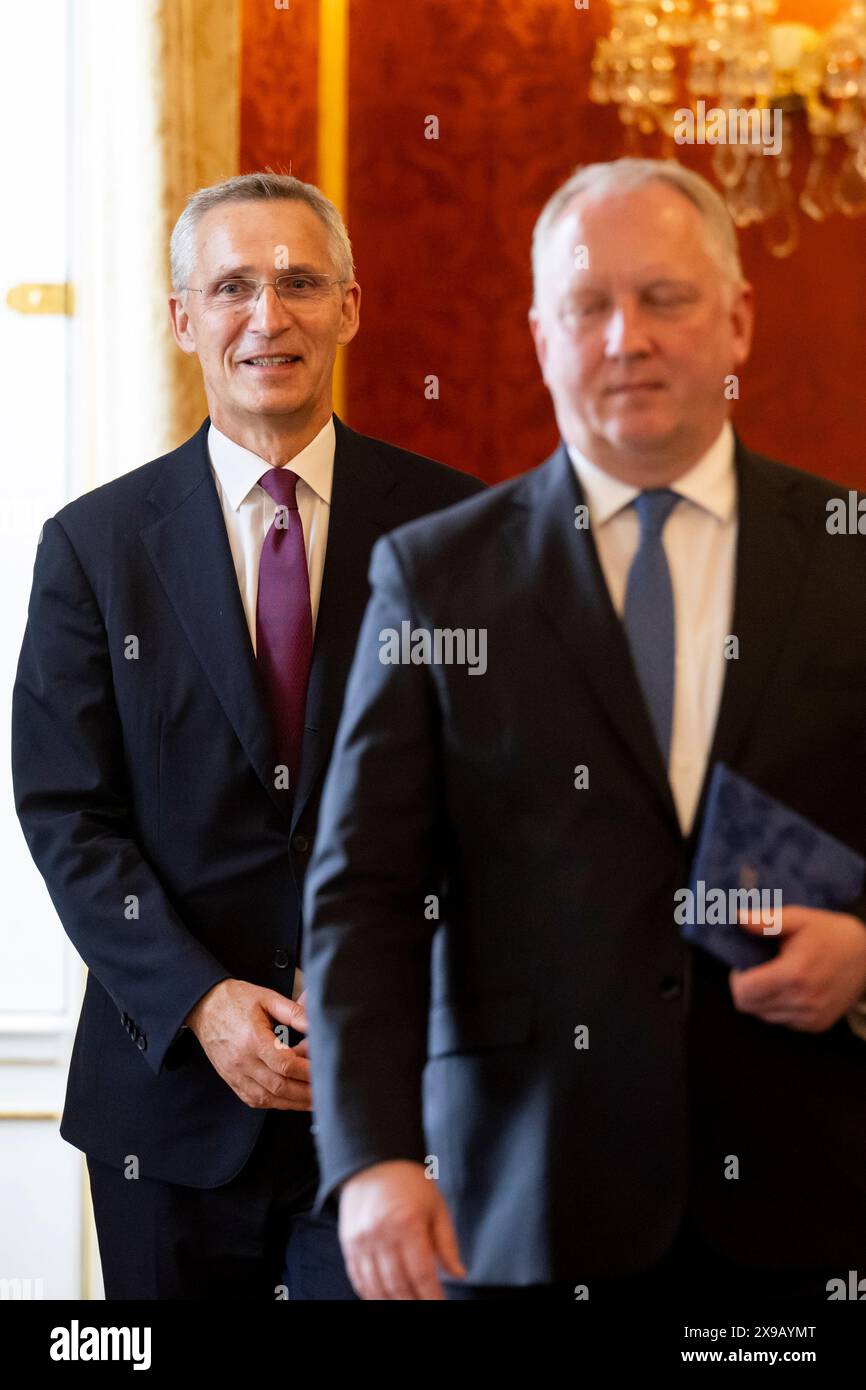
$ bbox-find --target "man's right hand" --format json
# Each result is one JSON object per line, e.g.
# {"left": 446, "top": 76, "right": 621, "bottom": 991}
{"left": 338, "top": 1160, "right": 465, "bottom": 1299}
{"left": 184, "top": 978, "right": 311, "bottom": 1110}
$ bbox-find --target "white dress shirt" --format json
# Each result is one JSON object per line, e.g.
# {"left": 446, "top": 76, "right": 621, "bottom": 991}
{"left": 208, "top": 415, "right": 335, "bottom": 652}
{"left": 568, "top": 421, "right": 738, "bottom": 837}
{"left": 207, "top": 415, "right": 335, "bottom": 1003}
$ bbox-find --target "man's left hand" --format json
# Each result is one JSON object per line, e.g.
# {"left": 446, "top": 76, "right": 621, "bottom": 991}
{"left": 730, "top": 906, "right": 866, "bottom": 1032}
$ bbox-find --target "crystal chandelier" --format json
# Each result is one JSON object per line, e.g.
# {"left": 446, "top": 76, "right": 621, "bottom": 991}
{"left": 590, "top": 0, "right": 866, "bottom": 255}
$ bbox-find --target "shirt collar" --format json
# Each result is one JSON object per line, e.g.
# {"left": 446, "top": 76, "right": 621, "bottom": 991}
{"left": 567, "top": 419, "right": 736, "bottom": 528}
{"left": 207, "top": 415, "right": 336, "bottom": 511}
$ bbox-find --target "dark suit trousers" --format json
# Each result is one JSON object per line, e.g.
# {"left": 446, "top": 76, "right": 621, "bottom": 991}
{"left": 86, "top": 1109, "right": 356, "bottom": 1300}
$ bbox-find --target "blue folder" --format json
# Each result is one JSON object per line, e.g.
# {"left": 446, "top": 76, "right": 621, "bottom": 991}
{"left": 683, "top": 764, "right": 866, "bottom": 969}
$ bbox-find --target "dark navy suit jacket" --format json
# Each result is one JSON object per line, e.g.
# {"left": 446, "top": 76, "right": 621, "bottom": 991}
{"left": 304, "top": 435, "right": 866, "bottom": 1284}
{"left": 11, "top": 414, "right": 483, "bottom": 1187}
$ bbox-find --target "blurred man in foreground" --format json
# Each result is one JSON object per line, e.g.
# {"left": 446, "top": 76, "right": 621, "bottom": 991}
{"left": 304, "top": 158, "right": 866, "bottom": 1300}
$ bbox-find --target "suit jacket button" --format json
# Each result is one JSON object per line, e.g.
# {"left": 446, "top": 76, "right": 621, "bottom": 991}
{"left": 136, "top": 1034, "right": 147, "bottom": 1051}
{"left": 274, "top": 948, "right": 290, "bottom": 969}
{"left": 660, "top": 977, "right": 682, "bottom": 1001}
{"left": 292, "top": 833, "right": 310, "bottom": 853}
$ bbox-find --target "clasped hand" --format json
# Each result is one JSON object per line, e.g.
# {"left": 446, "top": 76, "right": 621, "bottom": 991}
{"left": 185, "top": 978, "right": 312, "bottom": 1110}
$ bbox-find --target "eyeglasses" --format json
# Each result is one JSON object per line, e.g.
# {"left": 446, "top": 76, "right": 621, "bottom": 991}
{"left": 181, "top": 273, "right": 347, "bottom": 310}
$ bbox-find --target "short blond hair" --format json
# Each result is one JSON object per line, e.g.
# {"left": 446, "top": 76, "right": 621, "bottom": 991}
{"left": 531, "top": 158, "right": 745, "bottom": 305}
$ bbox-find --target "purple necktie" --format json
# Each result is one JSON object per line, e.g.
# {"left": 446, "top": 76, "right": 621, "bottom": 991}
{"left": 255, "top": 468, "right": 313, "bottom": 796}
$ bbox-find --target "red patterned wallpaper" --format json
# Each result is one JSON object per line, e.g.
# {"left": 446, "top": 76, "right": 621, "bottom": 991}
{"left": 240, "top": 0, "right": 866, "bottom": 487}
{"left": 241, "top": 0, "right": 318, "bottom": 181}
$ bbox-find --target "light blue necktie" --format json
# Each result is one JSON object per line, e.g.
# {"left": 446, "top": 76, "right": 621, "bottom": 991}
{"left": 622, "top": 489, "right": 680, "bottom": 766}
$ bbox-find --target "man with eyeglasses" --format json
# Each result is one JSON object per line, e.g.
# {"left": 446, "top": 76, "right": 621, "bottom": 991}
{"left": 11, "top": 172, "right": 483, "bottom": 1300}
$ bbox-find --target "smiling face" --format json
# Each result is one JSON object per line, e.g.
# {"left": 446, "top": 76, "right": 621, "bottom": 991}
{"left": 168, "top": 198, "right": 360, "bottom": 443}
{"left": 529, "top": 181, "right": 753, "bottom": 485}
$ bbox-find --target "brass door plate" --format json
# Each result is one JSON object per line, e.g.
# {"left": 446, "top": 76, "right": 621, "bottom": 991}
{"left": 6, "top": 282, "right": 74, "bottom": 315}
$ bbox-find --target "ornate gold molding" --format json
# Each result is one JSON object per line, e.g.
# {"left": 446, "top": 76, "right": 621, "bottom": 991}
{"left": 318, "top": 0, "right": 349, "bottom": 416}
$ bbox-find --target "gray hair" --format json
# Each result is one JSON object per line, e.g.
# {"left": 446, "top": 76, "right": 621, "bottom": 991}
{"left": 169, "top": 171, "right": 355, "bottom": 291}
{"left": 531, "top": 158, "right": 745, "bottom": 306}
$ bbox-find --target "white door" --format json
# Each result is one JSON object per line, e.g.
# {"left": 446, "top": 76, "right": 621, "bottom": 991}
{"left": 0, "top": 0, "right": 100, "bottom": 1301}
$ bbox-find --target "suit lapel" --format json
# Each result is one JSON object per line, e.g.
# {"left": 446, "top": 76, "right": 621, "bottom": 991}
{"left": 140, "top": 416, "right": 399, "bottom": 831}
{"left": 290, "top": 415, "right": 397, "bottom": 833}
{"left": 140, "top": 419, "right": 288, "bottom": 819}
{"left": 508, "top": 443, "right": 679, "bottom": 827}
{"left": 512, "top": 438, "right": 814, "bottom": 835}
{"left": 693, "top": 438, "right": 811, "bottom": 823}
